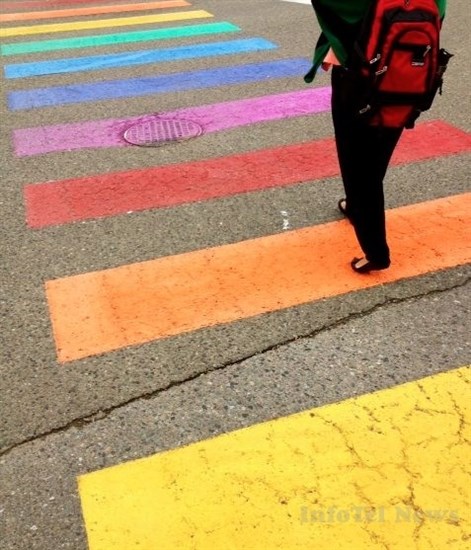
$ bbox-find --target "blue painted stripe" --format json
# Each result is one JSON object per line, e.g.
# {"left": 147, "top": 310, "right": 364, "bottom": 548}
{"left": 8, "top": 58, "right": 310, "bottom": 110}
{"left": 4, "top": 38, "right": 276, "bottom": 79}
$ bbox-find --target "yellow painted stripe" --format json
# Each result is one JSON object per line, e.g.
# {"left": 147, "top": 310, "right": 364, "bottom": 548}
{"left": 0, "top": 10, "right": 213, "bottom": 37}
{"left": 79, "top": 366, "right": 471, "bottom": 550}
{"left": 46, "top": 193, "right": 471, "bottom": 363}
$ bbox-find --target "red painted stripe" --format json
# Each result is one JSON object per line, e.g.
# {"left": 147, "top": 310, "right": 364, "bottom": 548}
{"left": 25, "top": 121, "right": 471, "bottom": 229}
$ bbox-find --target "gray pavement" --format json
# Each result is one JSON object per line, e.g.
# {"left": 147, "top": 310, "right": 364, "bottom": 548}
{"left": 1, "top": 0, "right": 470, "bottom": 548}
{"left": 2, "top": 286, "right": 470, "bottom": 549}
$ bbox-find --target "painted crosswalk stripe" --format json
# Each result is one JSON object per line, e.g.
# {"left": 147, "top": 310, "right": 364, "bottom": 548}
{"left": 0, "top": 0, "right": 190, "bottom": 22}
{"left": 0, "top": 10, "right": 213, "bottom": 38}
{"left": 0, "top": 22, "right": 240, "bottom": 56}
{"left": 24, "top": 121, "right": 471, "bottom": 227}
{"left": 45, "top": 193, "right": 471, "bottom": 362}
{"left": 79, "top": 366, "right": 471, "bottom": 550}
{"left": 4, "top": 38, "right": 277, "bottom": 78}
{"left": 15, "top": 87, "right": 332, "bottom": 157}
{"left": 1, "top": 0, "right": 127, "bottom": 8}
{"left": 8, "top": 58, "right": 310, "bottom": 110}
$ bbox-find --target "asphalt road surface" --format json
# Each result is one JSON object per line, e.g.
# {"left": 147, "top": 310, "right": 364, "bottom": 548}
{"left": 1, "top": 0, "right": 470, "bottom": 548}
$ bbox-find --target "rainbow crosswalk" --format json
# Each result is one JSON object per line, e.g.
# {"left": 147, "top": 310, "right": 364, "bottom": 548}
{"left": 1, "top": 0, "right": 470, "bottom": 548}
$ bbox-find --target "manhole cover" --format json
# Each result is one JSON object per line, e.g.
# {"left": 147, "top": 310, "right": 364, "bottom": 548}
{"left": 123, "top": 118, "right": 204, "bottom": 147}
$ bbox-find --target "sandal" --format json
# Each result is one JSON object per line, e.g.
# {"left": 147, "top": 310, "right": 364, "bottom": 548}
{"left": 351, "top": 257, "right": 390, "bottom": 274}
{"left": 338, "top": 198, "right": 351, "bottom": 221}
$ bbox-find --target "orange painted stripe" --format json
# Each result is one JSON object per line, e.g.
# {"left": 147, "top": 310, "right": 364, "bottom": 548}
{"left": 0, "top": 0, "right": 189, "bottom": 22}
{"left": 46, "top": 194, "right": 471, "bottom": 363}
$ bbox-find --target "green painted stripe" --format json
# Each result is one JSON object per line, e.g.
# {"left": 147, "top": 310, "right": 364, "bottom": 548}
{"left": 1, "top": 21, "right": 240, "bottom": 56}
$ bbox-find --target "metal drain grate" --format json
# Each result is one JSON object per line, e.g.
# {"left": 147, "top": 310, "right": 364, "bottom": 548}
{"left": 123, "top": 118, "right": 204, "bottom": 147}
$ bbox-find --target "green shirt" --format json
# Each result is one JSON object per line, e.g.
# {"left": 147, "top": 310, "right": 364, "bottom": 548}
{"left": 305, "top": 0, "right": 447, "bottom": 82}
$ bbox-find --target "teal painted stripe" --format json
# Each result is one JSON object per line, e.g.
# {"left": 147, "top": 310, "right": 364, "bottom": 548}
{"left": 0, "top": 21, "right": 240, "bottom": 56}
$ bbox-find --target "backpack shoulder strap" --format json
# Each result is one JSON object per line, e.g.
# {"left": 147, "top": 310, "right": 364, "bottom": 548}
{"left": 311, "top": 0, "right": 359, "bottom": 55}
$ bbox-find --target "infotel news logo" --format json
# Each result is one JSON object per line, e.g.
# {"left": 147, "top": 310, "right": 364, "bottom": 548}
{"left": 299, "top": 506, "right": 460, "bottom": 524}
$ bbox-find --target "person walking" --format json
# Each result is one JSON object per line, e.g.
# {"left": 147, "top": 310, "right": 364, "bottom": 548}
{"left": 305, "top": 0, "right": 447, "bottom": 273}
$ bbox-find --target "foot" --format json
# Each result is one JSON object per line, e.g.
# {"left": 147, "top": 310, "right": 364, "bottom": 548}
{"left": 338, "top": 198, "right": 351, "bottom": 221}
{"left": 350, "top": 257, "right": 390, "bottom": 273}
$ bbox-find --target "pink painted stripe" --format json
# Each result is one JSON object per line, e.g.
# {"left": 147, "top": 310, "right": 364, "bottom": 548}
{"left": 24, "top": 121, "right": 471, "bottom": 229}
{"left": 13, "top": 87, "right": 331, "bottom": 157}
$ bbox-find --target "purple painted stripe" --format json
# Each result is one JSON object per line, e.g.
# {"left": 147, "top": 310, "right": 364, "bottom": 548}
{"left": 13, "top": 87, "right": 331, "bottom": 157}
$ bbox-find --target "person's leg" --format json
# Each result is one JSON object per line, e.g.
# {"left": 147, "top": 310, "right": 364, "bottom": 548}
{"left": 350, "top": 125, "right": 402, "bottom": 266}
{"left": 331, "top": 66, "right": 403, "bottom": 268}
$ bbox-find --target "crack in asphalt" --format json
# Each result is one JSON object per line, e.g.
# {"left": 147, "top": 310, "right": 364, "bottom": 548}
{"left": 1, "top": 276, "right": 469, "bottom": 458}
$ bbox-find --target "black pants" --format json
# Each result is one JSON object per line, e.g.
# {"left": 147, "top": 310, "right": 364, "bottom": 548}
{"left": 331, "top": 66, "right": 403, "bottom": 264}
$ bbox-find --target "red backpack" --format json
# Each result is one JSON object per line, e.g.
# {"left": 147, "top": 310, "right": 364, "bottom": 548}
{"left": 352, "top": 0, "right": 451, "bottom": 128}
